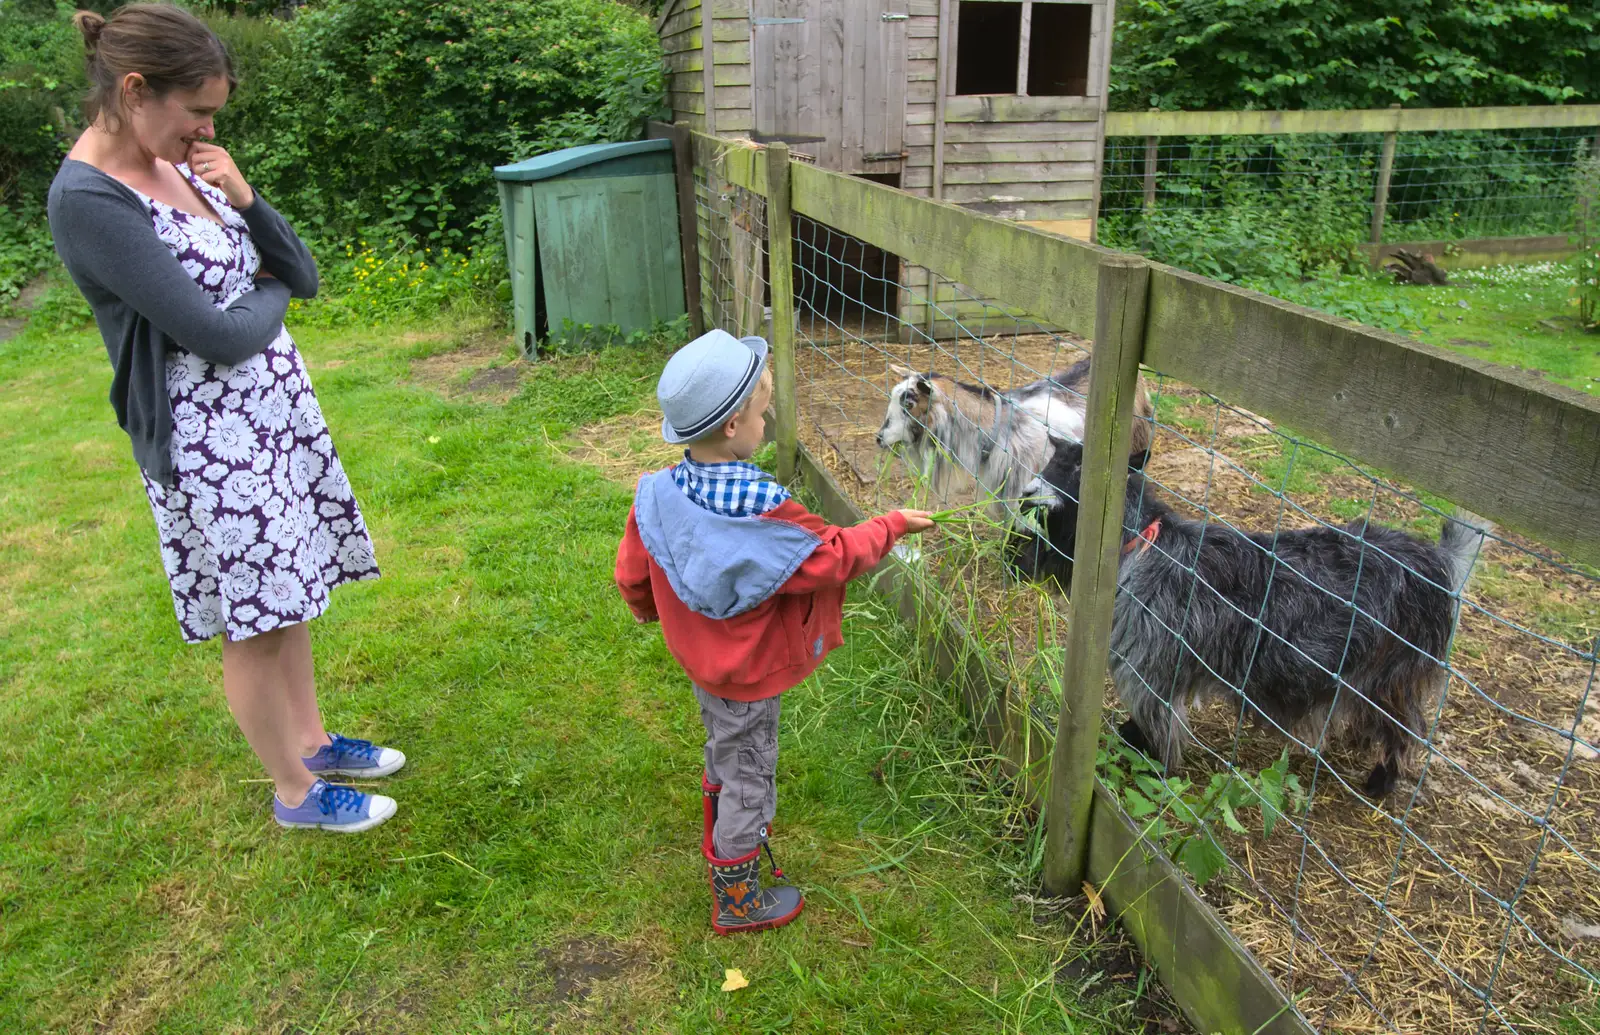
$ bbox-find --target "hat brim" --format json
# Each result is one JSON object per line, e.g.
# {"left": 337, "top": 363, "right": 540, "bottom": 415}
{"left": 661, "top": 337, "right": 769, "bottom": 444}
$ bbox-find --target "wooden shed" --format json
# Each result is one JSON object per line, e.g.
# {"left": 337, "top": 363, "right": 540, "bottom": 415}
{"left": 656, "top": 0, "right": 1114, "bottom": 240}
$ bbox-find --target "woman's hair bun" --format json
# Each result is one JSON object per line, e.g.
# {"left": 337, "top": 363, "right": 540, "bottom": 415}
{"left": 72, "top": 10, "right": 107, "bottom": 54}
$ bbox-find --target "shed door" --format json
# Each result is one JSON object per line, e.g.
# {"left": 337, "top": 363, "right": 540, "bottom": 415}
{"left": 752, "top": 0, "right": 907, "bottom": 172}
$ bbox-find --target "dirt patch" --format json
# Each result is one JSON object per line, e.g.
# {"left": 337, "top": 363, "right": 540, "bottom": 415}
{"left": 409, "top": 329, "right": 525, "bottom": 403}
{"left": 517, "top": 934, "right": 665, "bottom": 1033}
{"left": 795, "top": 327, "right": 1600, "bottom": 1034}
{"left": 536, "top": 936, "right": 649, "bottom": 1003}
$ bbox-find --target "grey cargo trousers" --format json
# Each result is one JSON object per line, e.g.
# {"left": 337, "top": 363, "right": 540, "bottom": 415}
{"left": 694, "top": 685, "right": 781, "bottom": 859}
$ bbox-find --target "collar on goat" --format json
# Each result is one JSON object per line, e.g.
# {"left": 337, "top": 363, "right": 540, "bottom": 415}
{"left": 1122, "top": 517, "right": 1162, "bottom": 557}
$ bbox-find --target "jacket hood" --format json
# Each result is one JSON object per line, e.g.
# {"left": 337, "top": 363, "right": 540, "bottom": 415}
{"left": 633, "top": 470, "right": 820, "bottom": 619}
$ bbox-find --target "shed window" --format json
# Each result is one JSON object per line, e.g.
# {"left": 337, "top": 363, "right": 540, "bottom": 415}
{"left": 953, "top": 1, "right": 1094, "bottom": 97}
{"left": 953, "top": 3, "right": 1022, "bottom": 95}
{"left": 1027, "top": 3, "right": 1092, "bottom": 96}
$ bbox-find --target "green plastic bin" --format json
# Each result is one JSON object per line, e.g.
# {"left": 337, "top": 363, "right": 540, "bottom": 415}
{"left": 494, "top": 139, "right": 686, "bottom": 353}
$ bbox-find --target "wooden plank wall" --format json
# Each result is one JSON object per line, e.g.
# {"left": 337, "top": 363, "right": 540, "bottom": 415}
{"left": 659, "top": 0, "right": 754, "bottom": 134}
{"left": 897, "top": 1, "right": 1106, "bottom": 335}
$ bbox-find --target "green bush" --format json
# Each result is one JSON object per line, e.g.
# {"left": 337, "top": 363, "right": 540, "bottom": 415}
{"left": 224, "top": 0, "right": 665, "bottom": 243}
{"left": 1111, "top": 0, "right": 1600, "bottom": 111}
{"left": 0, "top": 0, "right": 663, "bottom": 325}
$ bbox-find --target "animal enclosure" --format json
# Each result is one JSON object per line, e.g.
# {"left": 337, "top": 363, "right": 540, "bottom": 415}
{"left": 680, "top": 129, "right": 1600, "bottom": 1035}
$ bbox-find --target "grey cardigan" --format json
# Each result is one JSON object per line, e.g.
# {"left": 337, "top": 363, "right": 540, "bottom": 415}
{"left": 46, "top": 158, "right": 319, "bottom": 487}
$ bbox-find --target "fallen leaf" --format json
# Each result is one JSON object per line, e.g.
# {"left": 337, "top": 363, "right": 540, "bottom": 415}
{"left": 721, "top": 968, "right": 749, "bottom": 992}
{"left": 842, "top": 938, "right": 869, "bottom": 948}
{"left": 427, "top": 435, "right": 441, "bottom": 444}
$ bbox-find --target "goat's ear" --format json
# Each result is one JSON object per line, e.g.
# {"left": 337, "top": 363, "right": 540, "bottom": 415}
{"left": 888, "top": 362, "right": 917, "bottom": 380}
{"left": 914, "top": 374, "right": 934, "bottom": 397}
{"left": 1129, "top": 449, "right": 1151, "bottom": 472}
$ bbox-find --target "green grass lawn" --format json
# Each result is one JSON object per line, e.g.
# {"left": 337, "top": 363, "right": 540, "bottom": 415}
{"left": 1267, "top": 260, "right": 1599, "bottom": 397}
{"left": 0, "top": 317, "right": 1168, "bottom": 1034}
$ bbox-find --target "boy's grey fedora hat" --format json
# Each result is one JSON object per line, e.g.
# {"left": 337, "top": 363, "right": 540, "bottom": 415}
{"left": 658, "top": 329, "right": 769, "bottom": 445}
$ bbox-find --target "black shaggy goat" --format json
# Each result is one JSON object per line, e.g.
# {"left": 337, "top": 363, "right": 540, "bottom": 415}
{"left": 1010, "top": 441, "right": 1490, "bottom": 797}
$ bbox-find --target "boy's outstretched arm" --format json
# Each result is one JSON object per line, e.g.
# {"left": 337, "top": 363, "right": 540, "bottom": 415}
{"left": 779, "top": 509, "right": 932, "bottom": 594}
{"left": 615, "top": 507, "right": 659, "bottom": 623}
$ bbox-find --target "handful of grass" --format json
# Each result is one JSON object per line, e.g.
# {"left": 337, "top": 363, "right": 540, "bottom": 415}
{"left": 926, "top": 498, "right": 1033, "bottom": 524}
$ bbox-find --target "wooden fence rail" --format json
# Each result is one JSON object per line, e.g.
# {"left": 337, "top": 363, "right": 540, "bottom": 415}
{"left": 1105, "top": 104, "right": 1600, "bottom": 138}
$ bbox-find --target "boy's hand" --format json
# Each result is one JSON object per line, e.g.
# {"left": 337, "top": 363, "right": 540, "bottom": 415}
{"left": 897, "top": 509, "right": 935, "bottom": 533}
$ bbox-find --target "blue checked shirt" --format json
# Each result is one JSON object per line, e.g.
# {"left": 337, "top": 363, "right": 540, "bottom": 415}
{"left": 672, "top": 452, "right": 792, "bottom": 518}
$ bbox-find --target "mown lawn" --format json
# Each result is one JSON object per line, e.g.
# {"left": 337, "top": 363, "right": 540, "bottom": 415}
{"left": 1272, "top": 260, "right": 1599, "bottom": 397}
{"left": 0, "top": 316, "right": 1167, "bottom": 1034}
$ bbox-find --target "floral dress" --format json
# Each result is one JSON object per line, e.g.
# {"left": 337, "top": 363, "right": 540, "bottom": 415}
{"left": 133, "top": 165, "right": 378, "bottom": 643}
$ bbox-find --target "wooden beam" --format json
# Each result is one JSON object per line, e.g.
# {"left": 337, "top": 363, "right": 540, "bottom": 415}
{"left": 1088, "top": 0, "right": 1116, "bottom": 243}
{"left": 1016, "top": 1, "right": 1032, "bottom": 96}
{"left": 1142, "top": 130, "right": 1157, "bottom": 209}
{"left": 1142, "top": 264, "right": 1600, "bottom": 565}
{"left": 651, "top": 121, "right": 706, "bottom": 335}
{"left": 700, "top": 2, "right": 716, "bottom": 135}
{"left": 932, "top": 0, "right": 952, "bottom": 341}
{"left": 945, "top": 95, "right": 1101, "bottom": 122}
{"left": 1042, "top": 254, "right": 1149, "bottom": 895}
{"left": 1107, "top": 104, "right": 1600, "bottom": 138}
{"left": 1371, "top": 105, "right": 1400, "bottom": 244}
{"left": 787, "top": 159, "right": 1108, "bottom": 338}
{"left": 766, "top": 143, "right": 798, "bottom": 484}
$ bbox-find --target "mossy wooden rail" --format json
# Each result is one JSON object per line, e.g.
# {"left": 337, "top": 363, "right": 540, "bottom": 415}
{"left": 1105, "top": 104, "right": 1600, "bottom": 138}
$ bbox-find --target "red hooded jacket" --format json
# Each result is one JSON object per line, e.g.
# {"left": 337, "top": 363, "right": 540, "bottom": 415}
{"left": 616, "top": 473, "right": 908, "bottom": 701}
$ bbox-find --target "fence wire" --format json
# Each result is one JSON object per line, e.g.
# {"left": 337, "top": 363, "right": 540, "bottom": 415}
{"left": 1100, "top": 128, "right": 1596, "bottom": 249}
{"left": 692, "top": 153, "right": 1600, "bottom": 1035}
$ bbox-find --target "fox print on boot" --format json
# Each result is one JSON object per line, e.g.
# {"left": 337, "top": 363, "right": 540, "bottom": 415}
{"left": 706, "top": 838, "right": 803, "bottom": 935}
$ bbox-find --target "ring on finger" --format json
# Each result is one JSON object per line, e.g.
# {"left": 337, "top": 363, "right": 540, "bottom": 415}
{"left": 200, "top": 161, "right": 213, "bottom": 172}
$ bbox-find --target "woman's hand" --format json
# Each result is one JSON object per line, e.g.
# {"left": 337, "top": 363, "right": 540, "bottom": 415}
{"left": 187, "top": 142, "right": 254, "bottom": 211}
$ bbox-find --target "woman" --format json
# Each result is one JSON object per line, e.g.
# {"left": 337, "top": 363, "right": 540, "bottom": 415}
{"left": 48, "top": 4, "right": 402, "bottom": 832}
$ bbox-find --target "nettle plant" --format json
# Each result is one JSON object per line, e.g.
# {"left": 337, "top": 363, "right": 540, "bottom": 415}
{"left": 1098, "top": 738, "right": 1308, "bottom": 887}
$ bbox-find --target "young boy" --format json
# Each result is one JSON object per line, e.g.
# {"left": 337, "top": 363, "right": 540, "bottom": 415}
{"left": 615, "top": 329, "right": 933, "bottom": 935}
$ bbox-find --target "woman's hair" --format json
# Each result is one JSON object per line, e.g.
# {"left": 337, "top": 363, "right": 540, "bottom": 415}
{"left": 74, "top": 4, "right": 236, "bottom": 131}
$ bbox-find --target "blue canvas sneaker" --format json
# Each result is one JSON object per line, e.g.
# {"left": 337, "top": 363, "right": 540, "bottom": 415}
{"left": 274, "top": 779, "right": 397, "bottom": 832}
{"left": 302, "top": 733, "right": 406, "bottom": 778}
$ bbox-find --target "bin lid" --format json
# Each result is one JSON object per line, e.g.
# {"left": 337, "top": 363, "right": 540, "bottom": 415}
{"left": 493, "top": 139, "right": 673, "bottom": 183}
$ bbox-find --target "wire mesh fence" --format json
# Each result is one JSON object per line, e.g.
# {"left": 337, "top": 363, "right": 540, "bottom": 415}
{"left": 691, "top": 145, "right": 1600, "bottom": 1034}
{"left": 1099, "top": 128, "right": 1596, "bottom": 252}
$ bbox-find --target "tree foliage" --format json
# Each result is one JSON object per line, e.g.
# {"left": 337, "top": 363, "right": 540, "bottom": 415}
{"left": 1111, "top": 0, "right": 1600, "bottom": 111}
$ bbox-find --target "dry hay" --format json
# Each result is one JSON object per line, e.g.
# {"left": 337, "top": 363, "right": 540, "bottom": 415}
{"left": 796, "top": 330, "right": 1600, "bottom": 1034}
{"left": 554, "top": 407, "right": 682, "bottom": 485}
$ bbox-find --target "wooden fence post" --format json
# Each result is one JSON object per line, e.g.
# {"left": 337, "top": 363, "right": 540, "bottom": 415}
{"left": 765, "top": 143, "right": 799, "bottom": 485}
{"left": 665, "top": 122, "right": 705, "bottom": 335}
{"left": 1371, "top": 104, "right": 1402, "bottom": 246}
{"left": 1143, "top": 108, "right": 1159, "bottom": 210}
{"left": 1041, "top": 253, "right": 1151, "bottom": 897}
